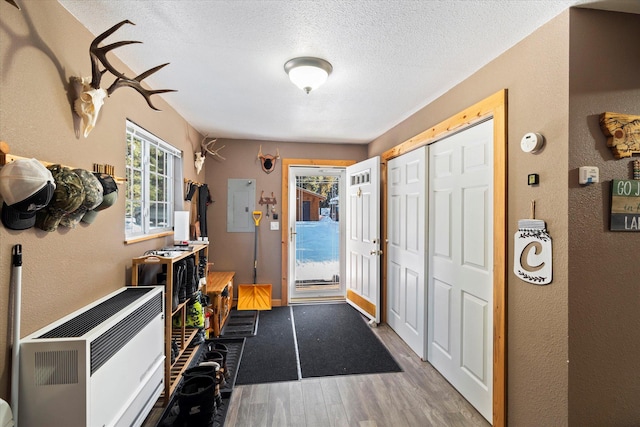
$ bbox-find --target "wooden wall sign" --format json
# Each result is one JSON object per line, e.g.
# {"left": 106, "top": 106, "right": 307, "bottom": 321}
{"left": 599, "top": 112, "right": 640, "bottom": 159}
{"left": 610, "top": 179, "right": 640, "bottom": 231}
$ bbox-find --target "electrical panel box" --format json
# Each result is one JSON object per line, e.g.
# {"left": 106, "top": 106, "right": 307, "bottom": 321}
{"left": 227, "top": 179, "right": 256, "bottom": 232}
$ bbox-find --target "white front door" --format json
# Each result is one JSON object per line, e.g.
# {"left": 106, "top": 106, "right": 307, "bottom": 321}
{"left": 386, "top": 146, "right": 427, "bottom": 359}
{"left": 428, "top": 119, "right": 494, "bottom": 422}
{"left": 345, "top": 156, "right": 381, "bottom": 322}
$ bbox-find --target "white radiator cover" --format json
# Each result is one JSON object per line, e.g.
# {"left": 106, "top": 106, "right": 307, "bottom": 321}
{"left": 19, "top": 286, "right": 164, "bottom": 427}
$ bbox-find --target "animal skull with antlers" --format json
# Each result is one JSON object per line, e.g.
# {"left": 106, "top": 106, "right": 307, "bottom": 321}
{"left": 194, "top": 136, "right": 226, "bottom": 174}
{"left": 72, "top": 20, "right": 176, "bottom": 138}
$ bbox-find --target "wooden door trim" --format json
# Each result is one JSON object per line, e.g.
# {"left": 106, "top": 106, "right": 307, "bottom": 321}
{"left": 380, "top": 89, "right": 507, "bottom": 427}
{"left": 280, "top": 159, "right": 356, "bottom": 306}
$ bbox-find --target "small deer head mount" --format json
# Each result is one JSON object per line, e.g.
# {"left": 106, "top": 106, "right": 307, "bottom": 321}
{"left": 258, "top": 145, "right": 280, "bottom": 174}
{"left": 72, "top": 20, "right": 176, "bottom": 138}
{"left": 195, "top": 135, "right": 226, "bottom": 174}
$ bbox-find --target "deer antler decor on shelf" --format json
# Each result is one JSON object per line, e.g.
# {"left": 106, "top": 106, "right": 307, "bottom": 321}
{"left": 72, "top": 20, "right": 176, "bottom": 138}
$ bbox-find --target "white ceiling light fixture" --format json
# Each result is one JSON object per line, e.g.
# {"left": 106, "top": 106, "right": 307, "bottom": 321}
{"left": 284, "top": 57, "right": 333, "bottom": 94}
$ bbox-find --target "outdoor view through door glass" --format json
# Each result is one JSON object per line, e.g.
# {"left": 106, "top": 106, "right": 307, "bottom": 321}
{"left": 295, "top": 174, "right": 340, "bottom": 292}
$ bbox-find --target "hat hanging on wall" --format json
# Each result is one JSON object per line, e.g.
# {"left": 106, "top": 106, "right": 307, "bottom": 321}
{"left": 35, "top": 165, "right": 85, "bottom": 232}
{"left": 60, "top": 169, "right": 104, "bottom": 229}
{"left": 0, "top": 158, "right": 56, "bottom": 230}
{"left": 82, "top": 173, "right": 119, "bottom": 224}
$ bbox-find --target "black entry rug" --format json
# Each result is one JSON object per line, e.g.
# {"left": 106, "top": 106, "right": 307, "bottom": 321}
{"left": 235, "top": 307, "right": 299, "bottom": 385}
{"left": 293, "top": 303, "right": 402, "bottom": 378}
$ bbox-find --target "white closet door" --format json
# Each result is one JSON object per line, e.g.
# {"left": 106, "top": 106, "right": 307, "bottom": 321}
{"left": 428, "top": 119, "right": 494, "bottom": 422}
{"left": 386, "top": 146, "right": 427, "bottom": 359}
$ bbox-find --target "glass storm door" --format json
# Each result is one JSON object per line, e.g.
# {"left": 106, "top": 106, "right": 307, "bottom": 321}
{"left": 288, "top": 166, "right": 346, "bottom": 301}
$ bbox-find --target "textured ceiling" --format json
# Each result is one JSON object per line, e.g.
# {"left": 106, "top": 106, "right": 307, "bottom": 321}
{"left": 57, "top": 0, "right": 639, "bottom": 144}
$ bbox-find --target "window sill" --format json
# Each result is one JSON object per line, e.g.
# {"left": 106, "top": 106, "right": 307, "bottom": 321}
{"left": 125, "top": 231, "right": 174, "bottom": 245}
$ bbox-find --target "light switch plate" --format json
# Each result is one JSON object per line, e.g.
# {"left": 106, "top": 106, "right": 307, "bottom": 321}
{"left": 270, "top": 221, "right": 279, "bottom": 230}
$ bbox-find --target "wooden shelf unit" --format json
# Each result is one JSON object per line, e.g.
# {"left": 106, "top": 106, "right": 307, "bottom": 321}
{"left": 130, "top": 243, "right": 209, "bottom": 403}
{"left": 206, "top": 271, "right": 235, "bottom": 337}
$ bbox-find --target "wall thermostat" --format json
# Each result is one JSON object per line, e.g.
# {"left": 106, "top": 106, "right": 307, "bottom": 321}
{"left": 521, "top": 132, "right": 545, "bottom": 153}
{"left": 579, "top": 166, "right": 599, "bottom": 184}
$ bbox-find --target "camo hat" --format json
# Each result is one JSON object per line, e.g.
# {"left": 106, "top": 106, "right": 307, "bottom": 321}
{"left": 60, "top": 169, "right": 103, "bottom": 228}
{"left": 0, "top": 158, "right": 56, "bottom": 230}
{"left": 81, "top": 173, "right": 118, "bottom": 224}
{"left": 35, "top": 165, "right": 85, "bottom": 232}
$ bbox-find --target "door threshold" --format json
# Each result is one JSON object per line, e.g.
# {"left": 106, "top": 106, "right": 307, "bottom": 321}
{"left": 289, "top": 296, "right": 346, "bottom": 305}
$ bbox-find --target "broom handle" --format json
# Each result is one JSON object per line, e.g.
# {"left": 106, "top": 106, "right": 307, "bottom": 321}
{"left": 253, "top": 223, "right": 258, "bottom": 284}
{"left": 252, "top": 211, "right": 262, "bottom": 284}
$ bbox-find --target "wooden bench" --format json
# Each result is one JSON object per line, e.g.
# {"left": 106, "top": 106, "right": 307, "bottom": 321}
{"left": 206, "top": 271, "right": 235, "bottom": 337}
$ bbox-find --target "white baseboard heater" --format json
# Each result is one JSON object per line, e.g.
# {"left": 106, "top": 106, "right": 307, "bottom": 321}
{"left": 19, "top": 286, "right": 164, "bottom": 427}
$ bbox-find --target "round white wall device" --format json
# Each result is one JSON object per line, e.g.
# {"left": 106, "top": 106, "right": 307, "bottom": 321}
{"left": 521, "top": 132, "right": 545, "bottom": 153}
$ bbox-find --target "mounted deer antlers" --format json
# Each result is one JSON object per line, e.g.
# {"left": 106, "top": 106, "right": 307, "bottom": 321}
{"left": 194, "top": 135, "right": 225, "bottom": 174}
{"left": 4, "top": 0, "right": 20, "bottom": 10}
{"left": 258, "top": 145, "right": 280, "bottom": 174}
{"left": 72, "top": 20, "right": 176, "bottom": 138}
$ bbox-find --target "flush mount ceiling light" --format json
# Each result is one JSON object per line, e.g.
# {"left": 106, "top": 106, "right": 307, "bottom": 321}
{"left": 284, "top": 57, "right": 333, "bottom": 94}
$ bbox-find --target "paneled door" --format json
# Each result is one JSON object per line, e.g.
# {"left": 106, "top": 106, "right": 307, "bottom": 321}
{"left": 386, "top": 146, "right": 427, "bottom": 359}
{"left": 428, "top": 118, "right": 494, "bottom": 422}
{"left": 345, "top": 156, "right": 381, "bottom": 322}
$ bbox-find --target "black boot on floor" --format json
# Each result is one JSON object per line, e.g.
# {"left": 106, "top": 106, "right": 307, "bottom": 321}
{"left": 203, "top": 350, "right": 226, "bottom": 386}
{"left": 207, "top": 342, "right": 230, "bottom": 380}
{"left": 177, "top": 375, "right": 216, "bottom": 426}
{"left": 184, "top": 365, "right": 217, "bottom": 381}
{"left": 192, "top": 365, "right": 223, "bottom": 409}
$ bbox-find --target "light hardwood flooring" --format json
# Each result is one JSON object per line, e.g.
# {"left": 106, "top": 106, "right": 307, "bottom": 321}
{"left": 224, "top": 324, "right": 490, "bottom": 427}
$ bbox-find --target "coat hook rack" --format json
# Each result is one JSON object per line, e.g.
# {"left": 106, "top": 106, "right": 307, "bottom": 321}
{"left": 0, "top": 141, "right": 126, "bottom": 184}
{"left": 259, "top": 191, "right": 277, "bottom": 218}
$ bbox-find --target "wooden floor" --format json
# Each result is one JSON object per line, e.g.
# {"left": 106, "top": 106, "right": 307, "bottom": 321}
{"left": 224, "top": 323, "right": 490, "bottom": 427}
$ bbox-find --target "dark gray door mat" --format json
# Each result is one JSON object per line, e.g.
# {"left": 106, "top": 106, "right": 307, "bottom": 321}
{"left": 220, "top": 310, "right": 259, "bottom": 337}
